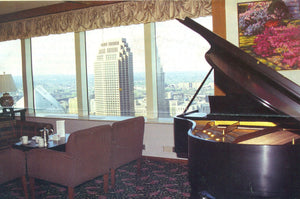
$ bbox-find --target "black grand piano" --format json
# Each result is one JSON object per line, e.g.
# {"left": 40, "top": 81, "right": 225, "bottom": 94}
{"left": 174, "top": 17, "right": 300, "bottom": 198}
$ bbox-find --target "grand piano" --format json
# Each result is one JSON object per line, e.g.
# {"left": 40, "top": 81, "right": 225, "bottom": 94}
{"left": 174, "top": 17, "right": 300, "bottom": 198}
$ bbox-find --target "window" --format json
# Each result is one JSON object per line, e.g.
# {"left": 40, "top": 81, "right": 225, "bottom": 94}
{"left": 155, "top": 16, "right": 214, "bottom": 117}
{"left": 86, "top": 24, "right": 145, "bottom": 117}
{"left": 31, "top": 33, "right": 77, "bottom": 115}
{"left": 0, "top": 16, "right": 213, "bottom": 121}
{"left": 0, "top": 39, "right": 23, "bottom": 108}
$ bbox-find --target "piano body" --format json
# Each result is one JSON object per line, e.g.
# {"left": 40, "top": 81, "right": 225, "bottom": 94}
{"left": 174, "top": 17, "right": 300, "bottom": 198}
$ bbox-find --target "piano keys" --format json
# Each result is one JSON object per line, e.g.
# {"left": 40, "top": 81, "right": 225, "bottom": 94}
{"left": 174, "top": 17, "right": 300, "bottom": 198}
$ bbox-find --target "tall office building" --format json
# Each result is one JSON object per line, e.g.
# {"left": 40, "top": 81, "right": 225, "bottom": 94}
{"left": 94, "top": 38, "right": 134, "bottom": 116}
{"left": 156, "top": 55, "right": 170, "bottom": 118}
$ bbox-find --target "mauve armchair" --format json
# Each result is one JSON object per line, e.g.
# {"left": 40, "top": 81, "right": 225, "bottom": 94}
{"left": 27, "top": 125, "right": 112, "bottom": 199}
{"left": 110, "top": 116, "right": 145, "bottom": 187}
{"left": 0, "top": 148, "right": 28, "bottom": 199}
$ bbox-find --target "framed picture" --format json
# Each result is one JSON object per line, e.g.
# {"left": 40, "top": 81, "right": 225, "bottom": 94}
{"left": 238, "top": 0, "right": 300, "bottom": 71}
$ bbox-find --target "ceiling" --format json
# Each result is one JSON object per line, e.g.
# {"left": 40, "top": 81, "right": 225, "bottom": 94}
{"left": 0, "top": 1, "right": 121, "bottom": 23}
{"left": 0, "top": 1, "right": 60, "bottom": 15}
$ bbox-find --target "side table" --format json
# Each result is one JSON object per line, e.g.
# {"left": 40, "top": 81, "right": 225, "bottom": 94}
{"left": 14, "top": 134, "right": 70, "bottom": 152}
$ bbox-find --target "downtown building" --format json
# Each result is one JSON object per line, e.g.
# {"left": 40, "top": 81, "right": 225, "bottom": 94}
{"left": 94, "top": 38, "right": 134, "bottom": 116}
{"left": 156, "top": 55, "right": 170, "bottom": 118}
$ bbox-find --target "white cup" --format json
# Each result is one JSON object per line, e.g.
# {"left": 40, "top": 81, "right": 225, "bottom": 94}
{"left": 38, "top": 139, "right": 44, "bottom": 147}
{"left": 20, "top": 136, "right": 28, "bottom": 145}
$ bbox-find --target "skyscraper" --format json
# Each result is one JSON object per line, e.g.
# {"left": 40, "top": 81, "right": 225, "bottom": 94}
{"left": 94, "top": 38, "right": 134, "bottom": 116}
{"left": 156, "top": 55, "right": 170, "bottom": 118}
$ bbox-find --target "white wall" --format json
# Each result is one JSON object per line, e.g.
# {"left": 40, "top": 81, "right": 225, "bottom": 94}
{"left": 143, "top": 122, "right": 178, "bottom": 159}
{"left": 26, "top": 116, "right": 180, "bottom": 159}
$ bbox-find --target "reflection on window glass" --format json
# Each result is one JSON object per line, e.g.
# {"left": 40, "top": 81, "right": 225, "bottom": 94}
{"left": 0, "top": 39, "right": 24, "bottom": 108}
{"left": 31, "top": 33, "right": 77, "bottom": 115}
{"left": 156, "top": 16, "right": 214, "bottom": 117}
{"left": 86, "top": 24, "right": 145, "bottom": 117}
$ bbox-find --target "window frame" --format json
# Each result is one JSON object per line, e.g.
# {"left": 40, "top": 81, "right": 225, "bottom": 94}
{"left": 15, "top": 17, "right": 212, "bottom": 122}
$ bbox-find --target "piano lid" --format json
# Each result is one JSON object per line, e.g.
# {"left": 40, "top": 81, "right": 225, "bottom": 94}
{"left": 178, "top": 17, "right": 300, "bottom": 123}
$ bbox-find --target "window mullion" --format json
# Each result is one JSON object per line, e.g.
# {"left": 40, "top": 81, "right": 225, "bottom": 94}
{"left": 21, "top": 38, "right": 35, "bottom": 115}
{"left": 75, "top": 32, "right": 89, "bottom": 117}
{"left": 144, "top": 23, "right": 158, "bottom": 119}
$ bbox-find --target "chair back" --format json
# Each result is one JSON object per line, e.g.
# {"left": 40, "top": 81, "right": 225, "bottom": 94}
{"left": 15, "top": 120, "right": 53, "bottom": 138}
{"left": 0, "top": 119, "right": 17, "bottom": 150}
{"left": 111, "top": 116, "right": 145, "bottom": 169}
{"left": 66, "top": 125, "right": 112, "bottom": 170}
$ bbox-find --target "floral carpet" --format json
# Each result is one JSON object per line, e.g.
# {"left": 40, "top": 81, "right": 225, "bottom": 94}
{"left": 0, "top": 159, "right": 191, "bottom": 199}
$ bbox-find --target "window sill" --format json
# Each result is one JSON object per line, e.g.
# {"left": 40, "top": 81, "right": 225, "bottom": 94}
{"left": 27, "top": 113, "right": 174, "bottom": 124}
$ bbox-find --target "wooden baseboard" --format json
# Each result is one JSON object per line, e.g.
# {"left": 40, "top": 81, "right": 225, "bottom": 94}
{"left": 142, "top": 156, "right": 188, "bottom": 165}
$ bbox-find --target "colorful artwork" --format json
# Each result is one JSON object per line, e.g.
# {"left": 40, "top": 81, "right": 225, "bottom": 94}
{"left": 238, "top": 0, "right": 300, "bottom": 70}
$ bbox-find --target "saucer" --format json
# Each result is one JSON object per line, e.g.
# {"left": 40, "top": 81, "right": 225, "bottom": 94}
{"left": 22, "top": 141, "right": 31, "bottom": 145}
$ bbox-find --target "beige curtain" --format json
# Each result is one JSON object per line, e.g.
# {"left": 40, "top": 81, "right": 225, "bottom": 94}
{"left": 0, "top": 0, "right": 211, "bottom": 42}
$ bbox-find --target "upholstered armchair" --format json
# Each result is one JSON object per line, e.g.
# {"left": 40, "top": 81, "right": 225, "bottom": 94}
{"left": 110, "top": 116, "right": 145, "bottom": 187}
{"left": 27, "top": 125, "right": 112, "bottom": 199}
{"left": 15, "top": 120, "right": 53, "bottom": 139}
{"left": 0, "top": 148, "right": 28, "bottom": 199}
{"left": 0, "top": 118, "right": 53, "bottom": 150}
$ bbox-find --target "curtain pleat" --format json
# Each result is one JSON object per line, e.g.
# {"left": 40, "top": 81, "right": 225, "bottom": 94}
{"left": 0, "top": 0, "right": 211, "bottom": 42}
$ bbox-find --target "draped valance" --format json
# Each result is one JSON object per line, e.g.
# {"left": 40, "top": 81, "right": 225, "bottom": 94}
{"left": 0, "top": 0, "right": 211, "bottom": 42}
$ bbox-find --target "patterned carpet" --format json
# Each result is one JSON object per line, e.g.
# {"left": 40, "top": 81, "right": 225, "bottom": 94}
{"left": 0, "top": 159, "right": 191, "bottom": 199}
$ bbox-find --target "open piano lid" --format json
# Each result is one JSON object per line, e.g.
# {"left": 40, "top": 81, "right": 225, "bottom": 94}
{"left": 177, "top": 17, "right": 300, "bottom": 128}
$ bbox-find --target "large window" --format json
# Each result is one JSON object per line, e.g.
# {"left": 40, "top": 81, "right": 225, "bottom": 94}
{"left": 86, "top": 24, "right": 145, "bottom": 117}
{"left": 155, "top": 16, "right": 214, "bottom": 117}
{"left": 0, "top": 39, "right": 23, "bottom": 108}
{"left": 0, "top": 16, "right": 213, "bottom": 121}
{"left": 31, "top": 33, "right": 77, "bottom": 115}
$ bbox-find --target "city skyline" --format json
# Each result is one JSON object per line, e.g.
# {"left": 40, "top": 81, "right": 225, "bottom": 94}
{"left": 11, "top": 70, "right": 214, "bottom": 118}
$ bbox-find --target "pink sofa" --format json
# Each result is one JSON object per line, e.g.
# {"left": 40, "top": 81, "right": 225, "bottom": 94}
{"left": 0, "top": 148, "right": 28, "bottom": 199}
{"left": 27, "top": 124, "right": 112, "bottom": 199}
